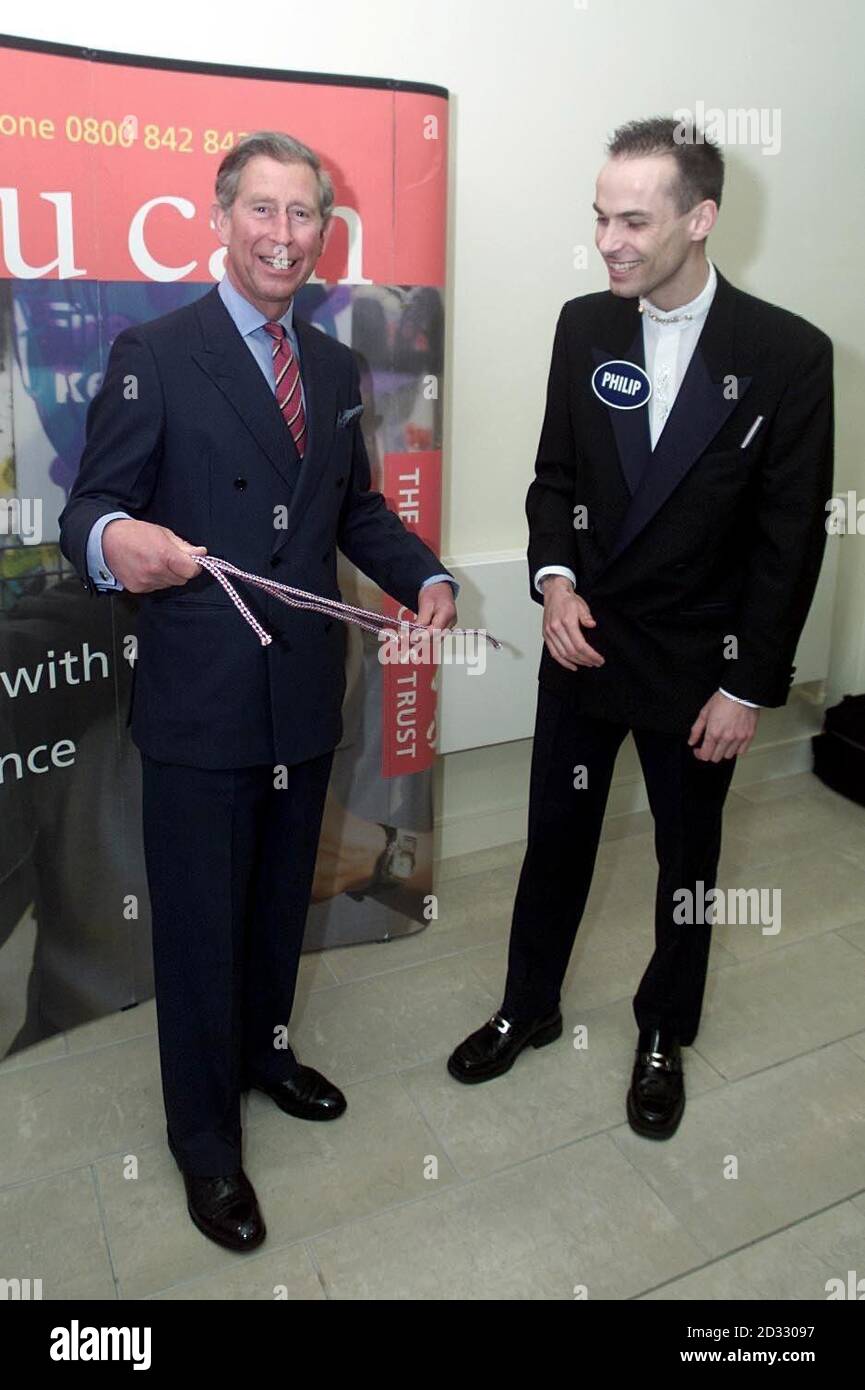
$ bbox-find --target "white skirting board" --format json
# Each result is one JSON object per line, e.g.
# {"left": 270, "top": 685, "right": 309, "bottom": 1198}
{"left": 433, "top": 694, "right": 825, "bottom": 861}
{"left": 436, "top": 546, "right": 839, "bottom": 756}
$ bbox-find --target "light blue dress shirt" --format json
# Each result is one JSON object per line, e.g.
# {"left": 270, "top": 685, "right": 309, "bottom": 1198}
{"left": 86, "top": 274, "right": 456, "bottom": 600}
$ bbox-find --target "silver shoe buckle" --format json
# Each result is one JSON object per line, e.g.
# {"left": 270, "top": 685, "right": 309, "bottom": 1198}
{"left": 640, "top": 1049, "right": 674, "bottom": 1072}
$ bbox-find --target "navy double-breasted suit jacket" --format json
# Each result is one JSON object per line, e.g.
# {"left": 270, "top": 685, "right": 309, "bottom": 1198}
{"left": 60, "top": 285, "right": 452, "bottom": 768}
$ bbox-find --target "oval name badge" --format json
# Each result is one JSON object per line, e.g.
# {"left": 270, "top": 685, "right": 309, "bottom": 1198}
{"left": 591, "top": 359, "right": 652, "bottom": 410}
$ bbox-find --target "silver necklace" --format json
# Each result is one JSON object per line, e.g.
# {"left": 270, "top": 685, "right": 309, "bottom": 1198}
{"left": 639, "top": 301, "right": 694, "bottom": 324}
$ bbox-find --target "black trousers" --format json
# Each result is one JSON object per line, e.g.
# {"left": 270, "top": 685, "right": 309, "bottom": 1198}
{"left": 501, "top": 688, "right": 736, "bottom": 1045}
{"left": 140, "top": 750, "right": 333, "bottom": 1175}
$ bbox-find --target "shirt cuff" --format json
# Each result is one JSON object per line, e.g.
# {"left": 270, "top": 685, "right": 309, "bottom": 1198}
{"left": 718, "top": 687, "right": 761, "bottom": 709}
{"left": 534, "top": 565, "right": 577, "bottom": 594}
{"left": 421, "top": 572, "right": 460, "bottom": 599}
{"left": 86, "top": 511, "right": 131, "bottom": 590}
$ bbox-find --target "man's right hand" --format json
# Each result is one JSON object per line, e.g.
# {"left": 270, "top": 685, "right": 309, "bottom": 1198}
{"left": 541, "top": 575, "right": 604, "bottom": 671}
{"left": 102, "top": 518, "right": 207, "bottom": 593}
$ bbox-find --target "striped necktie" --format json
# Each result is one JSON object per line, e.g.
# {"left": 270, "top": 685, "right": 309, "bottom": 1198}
{"left": 263, "top": 320, "right": 306, "bottom": 459}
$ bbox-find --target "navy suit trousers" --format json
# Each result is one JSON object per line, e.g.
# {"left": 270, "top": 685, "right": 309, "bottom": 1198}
{"left": 141, "top": 749, "right": 333, "bottom": 1175}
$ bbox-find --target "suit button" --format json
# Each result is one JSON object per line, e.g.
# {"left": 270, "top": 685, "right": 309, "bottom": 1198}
{"left": 234, "top": 477, "right": 247, "bottom": 490}
{"left": 335, "top": 476, "right": 345, "bottom": 487}
{"left": 324, "top": 620, "right": 333, "bottom": 632}
{"left": 270, "top": 556, "right": 281, "bottom": 568}
{"left": 321, "top": 551, "right": 329, "bottom": 562}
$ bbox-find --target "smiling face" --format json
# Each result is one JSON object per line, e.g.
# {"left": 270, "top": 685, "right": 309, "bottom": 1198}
{"left": 593, "top": 153, "right": 716, "bottom": 309}
{"left": 212, "top": 154, "right": 332, "bottom": 317}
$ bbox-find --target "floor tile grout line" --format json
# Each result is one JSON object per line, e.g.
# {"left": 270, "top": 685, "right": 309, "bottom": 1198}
{"left": 8, "top": 1044, "right": 865, "bottom": 1298}
{"left": 209, "top": 1027, "right": 865, "bottom": 1187}
{"left": 691, "top": 1027, "right": 865, "bottom": 1086}
{"left": 89, "top": 1163, "right": 122, "bottom": 1301}
{"left": 834, "top": 923, "right": 865, "bottom": 955}
{"left": 313, "top": 953, "right": 343, "bottom": 988}
{"left": 303, "top": 1239, "right": 331, "bottom": 1301}
{"left": 706, "top": 919, "right": 865, "bottom": 975}
{"left": 603, "top": 1128, "right": 719, "bottom": 1267}
{"left": 0, "top": 1047, "right": 70, "bottom": 1077}
{"left": 627, "top": 1185, "right": 865, "bottom": 1300}
{"left": 5, "top": 1024, "right": 865, "bottom": 1197}
{"left": 0, "top": 975, "right": 356, "bottom": 1072}
{"left": 31, "top": 1121, "right": 865, "bottom": 1302}
{"left": 135, "top": 1230, "right": 320, "bottom": 1300}
{"left": 3, "top": 908, "right": 858, "bottom": 1078}
{"left": 319, "top": 934, "right": 515, "bottom": 988}
{"left": 13, "top": 1107, "right": 709, "bottom": 1301}
{"left": 0, "top": 1153, "right": 160, "bottom": 1197}
{"left": 249, "top": 925, "right": 517, "bottom": 993}
{"left": 7, "top": 879, "right": 862, "bottom": 1073}
{"left": 7, "top": 771, "right": 865, "bottom": 1294}
{"left": 142, "top": 1176, "right": 494, "bottom": 1300}
{"left": 718, "top": 842, "right": 865, "bottom": 879}
{"left": 143, "top": 1136, "right": 865, "bottom": 1301}
{"left": 0, "top": 1056, "right": 480, "bottom": 1196}
{"left": 393, "top": 1067, "right": 469, "bottom": 1184}
{"left": 0, "top": 1028, "right": 157, "bottom": 1073}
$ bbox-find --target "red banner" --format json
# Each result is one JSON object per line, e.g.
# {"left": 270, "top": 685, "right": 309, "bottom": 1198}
{"left": 0, "top": 46, "right": 447, "bottom": 287}
{"left": 380, "top": 450, "right": 442, "bottom": 776}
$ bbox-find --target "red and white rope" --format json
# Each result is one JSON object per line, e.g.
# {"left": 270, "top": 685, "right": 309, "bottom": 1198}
{"left": 194, "top": 554, "right": 502, "bottom": 651}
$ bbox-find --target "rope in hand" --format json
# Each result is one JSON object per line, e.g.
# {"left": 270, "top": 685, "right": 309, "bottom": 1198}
{"left": 194, "top": 554, "right": 502, "bottom": 651}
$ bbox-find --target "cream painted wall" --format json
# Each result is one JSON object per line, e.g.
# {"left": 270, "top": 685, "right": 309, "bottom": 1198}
{"left": 9, "top": 0, "right": 863, "bottom": 849}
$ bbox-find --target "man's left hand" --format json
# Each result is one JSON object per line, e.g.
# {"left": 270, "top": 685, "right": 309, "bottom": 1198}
{"left": 415, "top": 581, "right": 457, "bottom": 630}
{"left": 688, "top": 691, "right": 759, "bottom": 762}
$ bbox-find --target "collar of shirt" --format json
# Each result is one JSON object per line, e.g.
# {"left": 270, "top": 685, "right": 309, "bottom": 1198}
{"left": 640, "top": 258, "right": 717, "bottom": 329}
{"left": 218, "top": 271, "right": 298, "bottom": 348}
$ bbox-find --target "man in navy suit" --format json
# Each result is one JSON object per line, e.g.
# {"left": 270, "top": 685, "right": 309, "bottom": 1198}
{"left": 59, "top": 132, "right": 457, "bottom": 1251}
{"left": 448, "top": 117, "right": 833, "bottom": 1139}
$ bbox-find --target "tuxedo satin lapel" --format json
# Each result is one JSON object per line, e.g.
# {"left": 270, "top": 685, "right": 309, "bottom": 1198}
{"left": 591, "top": 331, "right": 651, "bottom": 496}
{"left": 271, "top": 317, "right": 338, "bottom": 558}
{"left": 601, "top": 273, "right": 752, "bottom": 571}
{"left": 192, "top": 287, "right": 300, "bottom": 492}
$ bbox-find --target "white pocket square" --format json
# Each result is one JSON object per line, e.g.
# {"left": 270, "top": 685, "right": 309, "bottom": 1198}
{"left": 337, "top": 404, "right": 364, "bottom": 428}
{"left": 740, "top": 415, "right": 764, "bottom": 449}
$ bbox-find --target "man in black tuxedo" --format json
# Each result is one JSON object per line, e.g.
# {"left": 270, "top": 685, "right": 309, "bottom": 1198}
{"left": 59, "top": 132, "right": 456, "bottom": 1249}
{"left": 449, "top": 117, "right": 833, "bottom": 1138}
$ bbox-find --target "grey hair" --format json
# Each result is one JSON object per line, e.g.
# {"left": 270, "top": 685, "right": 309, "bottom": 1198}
{"left": 214, "top": 130, "right": 335, "bottom": 221}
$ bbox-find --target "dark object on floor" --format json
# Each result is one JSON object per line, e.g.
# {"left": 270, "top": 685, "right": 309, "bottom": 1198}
{"left": 812, "top": 694, "right": 865, "bottom": 807}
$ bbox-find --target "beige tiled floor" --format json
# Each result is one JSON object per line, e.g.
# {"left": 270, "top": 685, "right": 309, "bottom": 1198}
{"left": 2, "top": 772, "right": 865, "bottom": 1300}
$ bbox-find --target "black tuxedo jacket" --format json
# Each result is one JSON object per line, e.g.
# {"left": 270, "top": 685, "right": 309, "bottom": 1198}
{"left": 59, "top": 285, "right": 451, "bottom": 768}
{"left": 526, "top": 269, "right": 834, "bottom": 733}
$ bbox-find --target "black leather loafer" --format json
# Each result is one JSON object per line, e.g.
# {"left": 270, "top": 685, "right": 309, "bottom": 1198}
{"left": 626, "top": 1027, "right": 685, "bottom": 1139}
{"left": 447, "top": 1006, "right": 563, "bottom": 1084}
{"left": 183, "top": 1169, "right": 266, "bottom": 1252}
{"left": 248, "top": 1065, "right": 347, "bottom": 1120}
